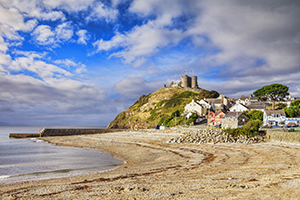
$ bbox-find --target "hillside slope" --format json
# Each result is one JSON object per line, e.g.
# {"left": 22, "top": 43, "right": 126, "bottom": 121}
{"left": 107, "top": 87, "right": 219, "bottom": 129}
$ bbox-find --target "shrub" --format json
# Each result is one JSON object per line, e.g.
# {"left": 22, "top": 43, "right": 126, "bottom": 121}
{"left": 246, "top": 110, "right": 263, "bottom": 121}
{"left": 156, "top": 101, "right": 164, "bottom": 107}
{"left": 224, "top": 120, "right": 262, "bottom": 137}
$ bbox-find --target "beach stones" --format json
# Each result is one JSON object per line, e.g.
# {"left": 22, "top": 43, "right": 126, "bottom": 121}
{"left": 167, "top": 129, "right": 264, "bottom": 144}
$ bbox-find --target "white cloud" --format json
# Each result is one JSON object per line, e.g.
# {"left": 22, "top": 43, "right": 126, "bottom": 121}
{"left": 31, "top": 22, "right": 73, "bottom": 46}
{"left": 86, "top": 1, "right": 118, "bottom": 22}
{"left": 54, "top": 59, "right": 77, "bottom": 67}
{"left": 75, "top": 64, "right": 87, "bottom": 74}
{"left": 0, "top": 37, "right": 8, "bottom": 52}
{"left": 54, "top": 58, "right": 86, "bottom": 74}
{"left": 94, "top": 21, "right": 184, "bottom": 65}
{"left": 76, "top": 29, "right": 89, "bottom": 45}
{"left": 31, "top": 25, "right": 56, "bottom": 45}
{"left": 43, "top": 0, "right": 94, "bottom": 12}
{"left": 9, "top": 51, "right": 73, "bottom": 79}
{"left": 0, "top": 52, "right": 11, "bottom": 67}
{"left": 0, "top": 0, "right": 66, "bottom": 21}
{"left": 0, "top": 5, "right": 35, "bottom": 40}
{"left": 187, "top": 1, "right": 300, "bottom": 76}
{"left": 55, "top": 22, "right": 73, "bottom": 41}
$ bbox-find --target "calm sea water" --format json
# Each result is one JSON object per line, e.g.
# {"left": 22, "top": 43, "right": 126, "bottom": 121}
{"left": 0, "top": 126, "right": 124, "bottom": 185}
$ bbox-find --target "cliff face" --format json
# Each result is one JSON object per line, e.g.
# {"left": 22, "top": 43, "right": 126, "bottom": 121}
{"left": 107, "top": 87, "right": 219, "bottom": 129}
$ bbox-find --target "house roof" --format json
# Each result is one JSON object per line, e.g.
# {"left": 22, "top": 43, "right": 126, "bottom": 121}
{"left": 223, "top": 112, "right": 243, "bottom": 118}
{"left": 265, "top": 110, "right": 286, "bottom": 116}
{"left": 239, "top": 96, "right": 248, "bottom": 101}
{"left": 249, "top": 96, "right": 258, "bottom": 101}
{"left": 247, "top": 102, "right": 266, "bottom": 110}
{"left": 230, "top": 103, "right": 248, "bottom": 109}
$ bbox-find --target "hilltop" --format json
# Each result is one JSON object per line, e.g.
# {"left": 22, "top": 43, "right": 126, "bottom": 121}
{"left": 107, "top": 86, "right": 219, "bottom": 129}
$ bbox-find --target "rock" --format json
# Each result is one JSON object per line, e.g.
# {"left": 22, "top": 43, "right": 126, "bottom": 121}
{"left": 166, "top": 129, "right": 264, "bottom": 144}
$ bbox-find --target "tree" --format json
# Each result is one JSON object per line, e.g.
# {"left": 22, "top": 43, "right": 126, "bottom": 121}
{"left": 284, "top": 107, "right": 297, "bottom": 117}
{"left": 210, "top": 90, "right": 220, "bottom": 98}
{"left": 291, "top": 99, "right": 300, "bottom": 108}
{"left": 253, "top": 83, "right": 289, "bottom": 110}
{"left": 247, "top": 110, "right": 263, "bottom": 121}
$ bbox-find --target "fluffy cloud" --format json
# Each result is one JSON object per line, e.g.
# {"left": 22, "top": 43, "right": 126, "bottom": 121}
{"left": 93, "top": 22, "right": 184, "bottom": 65}
{"left": 54, "top": 58, "right": 87, "bottom": 74}
{"left": 76, "top": 30, "right": 89, "bottom": 45}
{"left": 31, "top": 25, "right": 56, "bottom": 45}
{"left": 9, "top": 51, "right": 72, "bottom": 79}
{"left": 31, "top": 22, "right": 73, "bottom": 46}
{"left": 188, "top": 0, "right": 300, "bottom": 77}
{"left": 86, "top": 1, "right": 118, "bottom": 22}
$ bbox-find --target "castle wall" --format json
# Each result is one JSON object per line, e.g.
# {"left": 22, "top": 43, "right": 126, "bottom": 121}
{"left": 191, "top": 76, "right": 198, "bottom": 88}
{"left": 181, "top": 75, "right": 191, "bottom": 88}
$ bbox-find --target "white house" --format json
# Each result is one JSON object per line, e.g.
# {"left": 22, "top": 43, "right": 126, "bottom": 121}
{"left": 184, "top": 99, "right": 206, "bottom": 116}
{"left": 229, "top": 103, "right": 249, "bottom": 112}
{"left": 236, "top": 95, "right": 258, "bottom": 106}
{"left": 198, "top": 99, "right": 211, "bottom": 110}
{"left": 263, "top": 110, "right": 286, "bottom": 126}
{"left": 236, "top": 96, "right": 249, "bottom": 105}
{"left": 285, "top": 117, "right": 300, "bottom": 126}
{"left": 206, "top": 94, "right": 229, "bottom": 110}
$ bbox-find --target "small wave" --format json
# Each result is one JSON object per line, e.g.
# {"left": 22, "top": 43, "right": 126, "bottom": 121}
{"left": 0, "top": 175, "right": 11, "bottom": 179}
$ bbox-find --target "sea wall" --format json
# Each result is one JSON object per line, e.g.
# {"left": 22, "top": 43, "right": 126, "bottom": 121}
{"left": 39, "top": 128, "right": 124, "bottom": 137}
{"left": 9, "top": 133, "right": 41, "bottom": 138}
{"left": 266, "top": 130, "right": 300, "bottom": 143}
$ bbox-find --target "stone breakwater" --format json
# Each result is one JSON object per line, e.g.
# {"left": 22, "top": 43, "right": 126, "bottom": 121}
{"left": 167, "top": 129, "right": 264, "bottom": 144}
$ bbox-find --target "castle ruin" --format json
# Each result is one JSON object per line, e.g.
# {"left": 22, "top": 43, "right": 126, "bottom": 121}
{"left": 180, "top": 74, "right": 198, "bottom": 89}
{"left": 166, "top": 74, "right": 201, "bottom": 91}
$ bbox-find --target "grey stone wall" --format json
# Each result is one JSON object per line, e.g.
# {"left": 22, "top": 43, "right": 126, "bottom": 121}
{"left": 266, "top": 130, "right": 300, "bottom": 143}
{"left": 39, "top": 128, "right": 124, "bottom": 137}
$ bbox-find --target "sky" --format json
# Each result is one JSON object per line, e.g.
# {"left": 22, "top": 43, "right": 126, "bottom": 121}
{"left": 0, "top": 0, "right": 300, "bottom": 126}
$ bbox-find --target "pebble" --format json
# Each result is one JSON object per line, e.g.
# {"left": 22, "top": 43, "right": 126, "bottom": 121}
{"left": 166, "top": 129, "right": 264, "bottom": 144}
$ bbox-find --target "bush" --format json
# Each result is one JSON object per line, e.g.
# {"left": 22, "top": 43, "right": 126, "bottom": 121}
{"left": 156, "top": 101, "right": 164, "bottom": 107}
{"left": 224, "top": 120, "right": 262, "bottom": 137}
{"left": 246, "top": 110, "right": 263, "bottom": 121}
{"left": 284, "top": 107, "right": 297, "bottom": 117}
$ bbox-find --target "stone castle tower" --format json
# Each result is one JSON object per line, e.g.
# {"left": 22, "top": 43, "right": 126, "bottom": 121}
{"left": 180, "top": 75, "right": 198, "bottom": 89}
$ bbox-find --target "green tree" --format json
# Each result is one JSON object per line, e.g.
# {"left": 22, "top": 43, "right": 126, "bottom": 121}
{"left": 284, "top": 107, "right": 297, "bottom": 117}
{"left": 247, "top": 110, "right": 263, "bottom": 121}
{"left": 253, "top": 83, "right": 289, "bottom": 110}
{"left": 291, "top": 99, "right": 300, "bottom": 108}
{"left": 210, "top": 90, "right": 220, "bottom": 98}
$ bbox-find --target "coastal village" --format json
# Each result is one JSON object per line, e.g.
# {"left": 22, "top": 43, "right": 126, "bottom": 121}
{"left": 164, "top": 74, "right": 300, "bottom": 130}
{"left": 151, "top": 75, "right": 300, "bottom": 129}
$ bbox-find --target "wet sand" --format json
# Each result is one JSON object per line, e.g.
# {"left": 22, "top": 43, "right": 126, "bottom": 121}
{"left": 1, "top": 130, "right": 300, "bottom": 199}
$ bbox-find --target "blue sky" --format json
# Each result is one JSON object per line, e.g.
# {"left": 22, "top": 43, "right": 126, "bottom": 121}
{"left": 0, "top": 0, "right": 300, "bottom": 126}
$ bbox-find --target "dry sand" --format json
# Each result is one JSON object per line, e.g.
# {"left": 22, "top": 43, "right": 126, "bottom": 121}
{"left": 1, "top": 129, "right": 300, "bottom": 199}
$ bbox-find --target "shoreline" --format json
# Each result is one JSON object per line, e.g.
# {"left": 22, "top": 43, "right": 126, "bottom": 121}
{"left": 1, "top": 130, "right": 300, "bottom": 199}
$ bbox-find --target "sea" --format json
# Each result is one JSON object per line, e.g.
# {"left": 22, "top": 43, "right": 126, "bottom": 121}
{"left": 0, "top": 126, "right": 124, "bottom": 185}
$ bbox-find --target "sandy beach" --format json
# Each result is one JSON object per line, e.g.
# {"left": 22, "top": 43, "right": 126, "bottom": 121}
{"left": 1, "top": 129, "right": 300, "bottom": 199}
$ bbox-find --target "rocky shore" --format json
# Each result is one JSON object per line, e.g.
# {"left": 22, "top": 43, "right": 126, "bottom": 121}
{"left": 1, "top": 130, "right": 300, "bottom": 199}
{"left": 167, "top": 129, "right": 265, "bottom": 144}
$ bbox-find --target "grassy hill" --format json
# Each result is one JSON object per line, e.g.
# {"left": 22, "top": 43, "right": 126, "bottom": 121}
{"left": 107, "top": 87, "right": 219, "bottom": 129}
